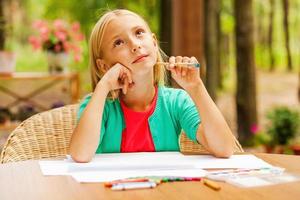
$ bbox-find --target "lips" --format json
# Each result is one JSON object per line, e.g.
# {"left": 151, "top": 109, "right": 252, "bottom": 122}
{"left": 132, "top": 54, "right": 149, "bottom": 64}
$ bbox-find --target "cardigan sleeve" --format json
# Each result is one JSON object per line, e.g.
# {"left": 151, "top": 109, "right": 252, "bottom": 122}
{"left": 174, "top": 89, "right": 201, "bottom": 142}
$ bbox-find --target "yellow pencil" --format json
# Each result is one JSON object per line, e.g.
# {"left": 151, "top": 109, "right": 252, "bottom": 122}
{"left": 203, "top": 179, "right": 221, "bottom": 191}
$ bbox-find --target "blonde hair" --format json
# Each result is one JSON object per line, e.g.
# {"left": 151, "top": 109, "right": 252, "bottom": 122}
{"left": 88, "top": 9, "right": 166, "bottom": 98}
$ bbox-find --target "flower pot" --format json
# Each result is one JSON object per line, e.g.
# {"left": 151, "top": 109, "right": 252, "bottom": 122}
{"left": 46, "top": 51, "right": 69, "bottom": 74}
{"left": 264, "top": 145, "right": 275, "bottom": 153}
{"left": 0, "top": 51, "right": 16, "bottom": 74}
{"left": 291, "top": 145, "right": 300, "bottom": 155}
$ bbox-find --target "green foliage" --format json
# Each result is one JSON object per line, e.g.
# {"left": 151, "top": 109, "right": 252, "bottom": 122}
{"left": 252, "top": 131, "right": 272, "bottom": 146}
{"left": 266, "top": 106, "right": 300, "bottom": 146}
{"left": 247, "top": 124, "right": 272, "bottom": 147}
{"left": 220, "top": 0, "right": 234, "bottom": 34}
{"left": 42, "top": 0, "right": 159, "bottom": 38}
{"left": 15, "top": 44, "right": 48, "bottom": 72}
{"left": 43, "top": 0, "right": 106, "bottom": 37}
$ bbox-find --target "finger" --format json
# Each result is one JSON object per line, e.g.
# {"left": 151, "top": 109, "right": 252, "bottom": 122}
{"left": 191, "top": 56, "right": 199, "bottom": 67}
{"left": 175, "top": 65, "right": 181, "bottom": 76}
{"left": 122, "top": 76, "right": 129, "bottom": 94}
{"left": 119, "top": 66, "right": 133, "bottom": 84}
{"left": 175, "top": 56, "right": 183, "bottom": 75}
{"left": 175, "top": 56, "right": 182, "bottom": 66}
{"left": 181, "top": 65, "right": 188, "bottom": 77}
{"left": 168, "top": 67, "right": 176, "bottom": 75}
{"left": 169, "top": 56, "right": 176, "bottom": 68}
{"left": 187, "top": 66, "right": 194, "bottom": 80}
{"left": 186, "top": 58, "right": 194, "bottom": 76}
{"left": 115, "top": 62, "right": 132, "bottom": 72}
{"left": 182, "top": 57, "right": 189, "bottom": 76}
{"left": 182, "top": 56, "right": 189, "bottom": 66}
{"left": 191, "top": 56, "right": 198, "bottom": 63}
{"left": 124, "top": 68, "right": 133, "bottom": 84}
{"left": 120, "top": 72, "right": 126, "bottom": 81}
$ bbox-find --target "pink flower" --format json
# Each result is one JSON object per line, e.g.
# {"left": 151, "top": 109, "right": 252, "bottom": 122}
{"left": 55, "top": 31, "right": 67, "bottom": 41}
{"left": 54, "top": 19, "right": 66, "bottom": 31}
{"left": 32, "top": 20, "right": 48, "bottom": 29}
{"left": 62, "top": 41, "right": 70, "bottom": 52}
{"left": 72, "top": 45, "right": 81, "bottom": 53}
{"left": 39, "top": 26, "right": 49, "bottom": 35}
{"left": 54, "top": 44, "right": 62, "bottom": 52}
{"left": 74, "top": 54, "right": 81, "bottom": 62}
{"left": 28, "top": 36, "right": 41, "bottom": 50}
{"left": 71, "top": 22, "right": 80, "bottom": 32}
{"left": 250, "top": 124, "right": 260, "bottom": 135}
{"left": 75, "top": 33, "right": 85, "bottom": 41}
{"left": 29, "top": 19, "right": 84, "bottom": 62}
{"left": 40, "top": 31, "right": 49, "bottom": 42}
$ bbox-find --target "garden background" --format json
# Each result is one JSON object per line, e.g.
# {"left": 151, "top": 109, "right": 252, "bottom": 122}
{"left": 0, "top": 0, "right": 299, "bottom": 154}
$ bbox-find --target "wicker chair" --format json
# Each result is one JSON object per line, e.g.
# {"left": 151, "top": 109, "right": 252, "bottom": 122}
{"left": 0, "top": 104, "right": 78, "bottom": 163}
{"left": 0, "top": 104, "right": 243, "bottom": 163}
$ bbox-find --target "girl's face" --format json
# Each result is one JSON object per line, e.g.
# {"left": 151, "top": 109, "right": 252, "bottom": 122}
{"left": 100, "top": 15, "right": 158, "bottom": 75}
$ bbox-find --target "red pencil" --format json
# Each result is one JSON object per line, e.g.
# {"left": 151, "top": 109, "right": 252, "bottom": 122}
{"left": 104, "top": 178, "right": 149, "bottom": 188}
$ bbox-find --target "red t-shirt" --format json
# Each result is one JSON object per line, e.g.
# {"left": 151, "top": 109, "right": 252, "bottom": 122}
{"left": 120, "top": 87, "right": 158, "bottom": 152}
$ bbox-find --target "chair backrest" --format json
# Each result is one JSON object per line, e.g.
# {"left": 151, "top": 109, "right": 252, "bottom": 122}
{"left": 0, "top": 104, "right": 78, "bottom": 163}
{"left": 1, "top": 104, "right": 243, "bottom": 163}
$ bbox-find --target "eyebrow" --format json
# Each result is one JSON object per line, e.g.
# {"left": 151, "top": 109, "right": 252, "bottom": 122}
{"left": 108, "top": 25, "right": 146, "bottom": 43}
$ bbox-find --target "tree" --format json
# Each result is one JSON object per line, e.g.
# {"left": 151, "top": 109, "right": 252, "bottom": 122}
{"left": 159, "top": 0, "right": 172, "bottom": 86}
{"left": 159, "top": 0, "right": 172, "bottom": 57}
{"left": 0, "top": 0, "right": 5, "bottom": 50}
{"left": 282, "top": 0, "right": 292, "bottom": 71}
{"left": 204, "top": 0, "right": 219, "bottom": 101}
{"left": 216, "top": 0, "right": 223, "bottom": 89}
{"left": 234, "top": 0, "right": 257, "bottom": 144}
{"left": 268, "top": 0, "right": 275, "bottom": 71}
{"left": 298, "top": 70, "right": 300, "bottom": 102}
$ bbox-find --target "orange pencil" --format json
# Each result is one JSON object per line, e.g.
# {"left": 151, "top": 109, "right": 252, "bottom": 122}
{"left": 203, "top": 179, "right": 221, "bottom": 191}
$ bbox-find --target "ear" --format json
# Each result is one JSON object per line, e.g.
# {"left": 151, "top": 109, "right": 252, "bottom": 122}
{"left": 96, "top": 59, "right": 109, "bottom": 73}
{"left": 152, "top": 33, "right": 158, "bottom": 47}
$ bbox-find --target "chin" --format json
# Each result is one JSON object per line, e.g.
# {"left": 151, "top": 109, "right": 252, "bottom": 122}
{"left": 132, "top": 61, "right": 155, "bottom": 74}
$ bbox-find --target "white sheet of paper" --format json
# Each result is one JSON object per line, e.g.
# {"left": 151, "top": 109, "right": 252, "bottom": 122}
{"left": 192, "top": 154, "right": 273, "bottom": 169}
{"left": 71, "top": 168, "right": 207, "bottom": 182}
{"left": 39, "top": 152, "right": 273, "bottom": 183}
{"left": 66, "top": 152, "right": 272, "bottom": 170}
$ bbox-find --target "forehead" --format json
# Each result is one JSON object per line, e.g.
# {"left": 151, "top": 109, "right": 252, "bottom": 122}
{"left": 103, "top": 15, "right": 149, "bottom": 40}
{"left": 109, "top": 14, "right": 148, "bottom": 31}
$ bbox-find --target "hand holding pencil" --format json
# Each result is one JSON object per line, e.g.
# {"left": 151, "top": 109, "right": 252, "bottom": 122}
{"left": 159, "top": 56, "right": 202, "bottom": 91}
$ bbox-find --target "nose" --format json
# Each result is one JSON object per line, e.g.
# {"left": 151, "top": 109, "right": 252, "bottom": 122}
{"left": 130, "top": 38, "right": 141, "bottom": 53}
{"left": 132, "top": 45, "right": 141, "bottom": 52}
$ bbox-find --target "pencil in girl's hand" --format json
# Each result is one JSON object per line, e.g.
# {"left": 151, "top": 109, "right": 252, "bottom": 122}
{"left": 156, "top": 62, "right": 200, "bottom": 68}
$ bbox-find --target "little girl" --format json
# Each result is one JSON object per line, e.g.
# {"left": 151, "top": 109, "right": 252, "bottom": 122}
{"left": 70, "top": 9, "right": 235, "bottom": 162}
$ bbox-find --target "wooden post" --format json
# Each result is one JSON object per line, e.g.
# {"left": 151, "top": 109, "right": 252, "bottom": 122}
{"left": 172, "top": 0, "right": 205, "bottom": 81}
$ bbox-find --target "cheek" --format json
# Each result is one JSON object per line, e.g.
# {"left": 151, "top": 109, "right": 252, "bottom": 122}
{"left": 150, "top": 45, "right": 158, "bottom": 61}
{"left": 145, "top": 41, "right": 157, "bottom": 56}
{"left": 107, "top": 48, "right": 129, "bottom": 62}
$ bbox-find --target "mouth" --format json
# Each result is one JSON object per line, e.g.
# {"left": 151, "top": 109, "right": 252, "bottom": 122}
{"left": 132, "top": 54, "right": 149, "bottom": 64}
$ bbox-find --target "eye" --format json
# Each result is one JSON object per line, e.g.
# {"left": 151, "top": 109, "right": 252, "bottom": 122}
{"left": 113, "top": 39, "right": 124, "bottom": 47}
{"left": 136, "top": 29, "right": 145, "bottom": 36}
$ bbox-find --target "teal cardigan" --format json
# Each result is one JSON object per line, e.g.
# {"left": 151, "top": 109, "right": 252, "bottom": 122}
{"left": 77, "top": 86, "right": 201, "bottom": 153}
